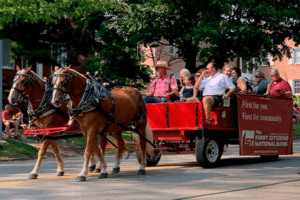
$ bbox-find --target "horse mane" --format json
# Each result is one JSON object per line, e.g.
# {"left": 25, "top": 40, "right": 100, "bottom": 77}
{"left": 29, "top": 70, "right": 46, "bottom": 87}
{"left": 69, "top": 69, "right": 86, "bottom": 80}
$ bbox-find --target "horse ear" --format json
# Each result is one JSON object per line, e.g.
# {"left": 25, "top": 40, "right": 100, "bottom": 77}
{"left": 25, "top": 65, "right": 32, "bottom": 73}
{"left": 62, "top": 65, "right": 72, "bottom": 73}
{"left": 54, "top": 66, "right": 60, "bottom": 72}
{"left": 16, "top": 65, "right": 21, "bottom": 72}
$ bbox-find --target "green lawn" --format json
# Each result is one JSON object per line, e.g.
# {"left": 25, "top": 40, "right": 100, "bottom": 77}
{"left": 0, "top": 137, "right": 38, "bottom": 159}
{"left": 293, "top": 124, "right": 300, "bottom": 139}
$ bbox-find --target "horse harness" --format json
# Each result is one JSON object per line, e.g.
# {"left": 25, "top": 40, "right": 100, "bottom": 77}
{"left": 27, "top": 76, "right": 69, "bottom": 126}
{"left": 12, "top": 71, "right": 69, "bottom": 127}
{"left": 55, "top": 73, "right": 155, "bottom": 148}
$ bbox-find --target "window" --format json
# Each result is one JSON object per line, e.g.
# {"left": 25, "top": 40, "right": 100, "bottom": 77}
{"left": 166, "top": 45, "right": 177, "bottom": 55}
{"left": 289, "top": 49, "right": 300, "bottom": 64}
{"left": 257, "top": 55, "right": 274, "bottom": 66}
{"left": 294, "top": 80, "right": 300, "bottom": 94}
{"left": 294, "top": 50, "right": 300, "bottom": 64}
{"left": 1, "top": 39, "right": 14, "bottom": 69}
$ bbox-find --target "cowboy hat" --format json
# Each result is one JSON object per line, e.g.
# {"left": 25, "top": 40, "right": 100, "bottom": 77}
{"left": 154, "top": 60, "right": 171, "bottom": 70}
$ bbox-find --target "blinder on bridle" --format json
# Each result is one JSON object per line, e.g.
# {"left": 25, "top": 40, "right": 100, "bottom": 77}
{"left": 53, "top": 72, "right": 76, "bottom": 96}
{"left": 12, "top": 71, "right": 34, "bottom": 101}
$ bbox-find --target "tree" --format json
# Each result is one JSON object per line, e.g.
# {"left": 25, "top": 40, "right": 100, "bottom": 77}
{"left": 115, "top": 0, "right": 300, "bottom": 73}
{"left": 0, "top": 0, "right": 151, "bottom": 82}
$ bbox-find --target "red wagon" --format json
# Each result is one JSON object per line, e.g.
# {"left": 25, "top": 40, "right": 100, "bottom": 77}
{"left": 145, "top": 94, "right": 293, "bottom": 167}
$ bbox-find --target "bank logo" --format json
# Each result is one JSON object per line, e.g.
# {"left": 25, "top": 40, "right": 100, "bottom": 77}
{"left": 242, "top": 130, "right": 255, "bottom": 145}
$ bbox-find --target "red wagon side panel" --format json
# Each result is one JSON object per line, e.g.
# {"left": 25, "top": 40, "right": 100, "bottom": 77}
{"left": 146, "top": 103, "right": 167, "bottom": 129}
{"left": 169, "top": 102, "right": 197, "bottom": 128}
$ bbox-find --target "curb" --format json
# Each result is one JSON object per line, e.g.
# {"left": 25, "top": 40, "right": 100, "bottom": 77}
{"left": 0, "top": 157, "right": 37, "bottom": 162}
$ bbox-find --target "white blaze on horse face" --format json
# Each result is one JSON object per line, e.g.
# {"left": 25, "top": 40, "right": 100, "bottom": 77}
{"left": 8, "top": 69, "right": 25, "bottom": 105}
{"left": 52, "top": 76, "right": 60, "bottom": 105}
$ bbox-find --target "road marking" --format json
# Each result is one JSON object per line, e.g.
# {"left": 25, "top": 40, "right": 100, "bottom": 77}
{"left": 1, "top": 153, "right": 299, "bottom": 186}
{"left": 0, "top": 165, "right": 184, "bottom": 186}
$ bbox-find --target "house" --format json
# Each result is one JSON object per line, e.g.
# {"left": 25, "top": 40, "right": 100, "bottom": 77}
{"left": 141, "top": 43, "right": 255, "bottom": 81}
{"left": 1, "top": 39, "right": 90, "bottom": 88}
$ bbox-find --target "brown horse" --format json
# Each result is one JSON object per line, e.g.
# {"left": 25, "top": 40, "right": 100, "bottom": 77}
{"left": 8, "top": 66, "right": 101, "bottom": 179}
{"left": 51, "top": 66, "right": 154, "bottom": 181}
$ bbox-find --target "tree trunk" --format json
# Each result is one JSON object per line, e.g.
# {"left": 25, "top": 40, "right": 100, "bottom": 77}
{"left": 184, "top": 45, "right": 197, "bottom": 73}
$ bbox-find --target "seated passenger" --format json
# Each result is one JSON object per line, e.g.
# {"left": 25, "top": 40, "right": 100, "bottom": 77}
{"left": 268, "top": 68, "right": 292, "bottom": 97}
{"left": 293, "top": 104, "right": 300, "bottom": 124}
{"left": 252, "top": 71, "right": 269, "bottom": 95}
{"left": 143, "top": 61, "right": 178, "bottom": 103}
{"left": 222, "top": 64, "right": 237, "bottom": 87}
{"left": 2, "top": 104, "right": 19, "bottom": 138}
{"left": 174, "top": 75, "right": 195, "bottom": 102}
{"left": 231, "top": 67, "right": 247, "bottom": 94}
{"left": 15, "top": 112, "right": 28, "bottom": 138}
{"left": 187, "top": 62, "right": 236, "bottom": 124}
{"left": 178, "top": 69, "right": 191, "bottom": 90}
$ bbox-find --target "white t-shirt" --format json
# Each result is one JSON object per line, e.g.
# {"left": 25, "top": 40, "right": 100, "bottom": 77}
{"left": 200, "top": 72, "right": 236, "bottom": 96}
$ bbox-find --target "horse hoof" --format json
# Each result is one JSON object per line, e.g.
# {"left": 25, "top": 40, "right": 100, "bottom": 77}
{"left": 28, "top": 174, "right": 38, "bottom": 179}
{"left": 56, "top": 171, "right": 64, "bottom": 176}
{"left": 137, "top": 170, "right": 146, "bottom": 175}
{"left": 76, "top": 176, "right": 86, "bottom": 182}
{"left": 89, "top": 165, "right": 96, "bottom": 172}
{"left": 112, "top": 167, "right": 120, "bottom": 174}
{"left": 95, "top": 168, "right": 101, "bottom": 173}
{"left": 99, "top": 173, "right": 108, "bottom": 178}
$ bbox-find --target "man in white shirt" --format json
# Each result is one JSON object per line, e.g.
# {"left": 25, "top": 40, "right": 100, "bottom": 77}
{"left": 187, "top": 62, "right": 236, "bottom": 124}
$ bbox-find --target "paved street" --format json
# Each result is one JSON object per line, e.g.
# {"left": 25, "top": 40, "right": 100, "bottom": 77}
{"left": 0, "top": 141, "right": 300, "bottom": 200}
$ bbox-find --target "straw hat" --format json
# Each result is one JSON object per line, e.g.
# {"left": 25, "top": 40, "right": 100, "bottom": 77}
{"left": 154, "top": 60, "right": 171, "bottom": 70}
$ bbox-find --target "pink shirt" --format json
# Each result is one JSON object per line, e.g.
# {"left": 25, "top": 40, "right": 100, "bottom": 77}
{"left": 150, "top": 74, "right": 178, "bottom": 97}
{"left": 270, "top": 78, "right": 292, "bottom": 97}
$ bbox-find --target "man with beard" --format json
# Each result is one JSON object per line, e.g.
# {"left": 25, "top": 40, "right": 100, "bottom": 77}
{"left": 2, "top": 104, "right": 19, "bottom": 138}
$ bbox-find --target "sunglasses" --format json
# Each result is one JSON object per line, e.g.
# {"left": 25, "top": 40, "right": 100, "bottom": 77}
{"left": 271, "top": 73, "right": 278, "bottom": 77}
{"left": 195, "top": 75, "right": 200, "bottom": 77}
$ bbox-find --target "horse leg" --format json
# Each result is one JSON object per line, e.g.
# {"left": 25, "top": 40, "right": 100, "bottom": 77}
{"left": 96, "top": 139, "right": 108, "bottom": 178}
{"left": 88, "top": 154, "right": 97, "bottom": 172}
{"left": 137, "top": 121, "right": 154, "bottom": 175}
{"left": 76, "top": 133, "right": 100, "bottom": 182}
{"left": 29, "top": 139, "right": 52, "bottom": 179}
{"left": 95, "top": 135, "right": 108, "bottom": 173}
{"left": 112, "top": 132, "right": 126, "bottom": 174}
{"left": 49, "top": 140, "right": 65, "bottom": 176}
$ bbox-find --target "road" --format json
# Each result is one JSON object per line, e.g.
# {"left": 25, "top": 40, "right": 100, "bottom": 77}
{"left": 1, "top": 141, "right": 300, "bottom": 200}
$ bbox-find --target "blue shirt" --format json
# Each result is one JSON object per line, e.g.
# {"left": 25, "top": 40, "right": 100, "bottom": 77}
{"left": 252, "top": 79, "right": 269, "bottom": 95}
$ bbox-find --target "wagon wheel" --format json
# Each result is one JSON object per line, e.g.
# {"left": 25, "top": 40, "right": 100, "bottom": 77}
{"left": 195, "top": 137, "right": 223, "bottom": 168}
{"left": 260, "top": 155, "right": 279, "bottom": 162}
{"left": 136, "top": 149, "right": 161, "bottom": 167}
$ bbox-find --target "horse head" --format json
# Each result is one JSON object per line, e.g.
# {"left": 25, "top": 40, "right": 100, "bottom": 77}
{"left": 8, "top": 65, "right": 33, "bottom": 105}
{"left": 52, "top": 65, "right": 86, "bottom": 107}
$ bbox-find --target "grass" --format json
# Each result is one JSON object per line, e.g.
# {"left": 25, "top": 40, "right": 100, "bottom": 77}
{"left": 0, "top": 137, "right": 38, "bottom": 159}
{"left": 66, "top": 131, "right": 137, "bottom": 154}
{"left": 293, "top": 124, "right": 300, "bottom": 139}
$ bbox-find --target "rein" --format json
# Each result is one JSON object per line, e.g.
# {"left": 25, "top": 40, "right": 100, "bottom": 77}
{"left": 27, "top": 76, "right": 69, "bottom": 127}
{"left": 54, "top": 72, "right": 155, "bottom": 148}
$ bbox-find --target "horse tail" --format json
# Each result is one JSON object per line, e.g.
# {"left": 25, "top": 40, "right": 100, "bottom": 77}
{"left": 144, "top": 121, "right": 155, "bottom": 157}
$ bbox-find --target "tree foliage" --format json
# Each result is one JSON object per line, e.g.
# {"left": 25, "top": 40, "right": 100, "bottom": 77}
{"left": 116, "top": 0, "right": 300, "bottom": 73}
{"left": 0, "top": 0, "right": 151, "bottom": 82}
{"left": 2, "top": 0, "right": 300, "bottom": 76}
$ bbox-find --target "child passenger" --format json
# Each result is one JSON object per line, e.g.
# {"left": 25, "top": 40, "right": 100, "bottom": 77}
{"left": 15, "top": 112, "right": 28, "bottom": 139}
{"left": 174, "top": 75, "right": 195, "bottom": 102}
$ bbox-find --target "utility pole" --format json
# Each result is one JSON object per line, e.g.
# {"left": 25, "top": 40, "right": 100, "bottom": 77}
{"left": 0, "top": 40, "right": 3, "bottom": 141}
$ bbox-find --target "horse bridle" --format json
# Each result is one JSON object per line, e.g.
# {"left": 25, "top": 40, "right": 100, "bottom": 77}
{"left": 12, "top": 73, "right": 43, "bottom": 103}
{"left": 53, "top": 72, "right": 85, "bottom": 101}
